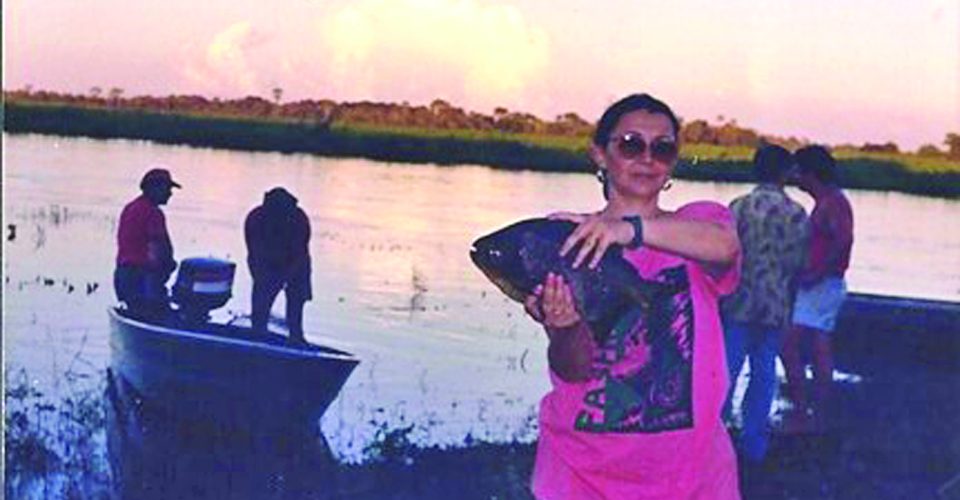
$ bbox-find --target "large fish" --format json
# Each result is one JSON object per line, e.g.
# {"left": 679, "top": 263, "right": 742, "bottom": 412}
{"left": 470, "top": 218, "right": 670, "bottom": 343}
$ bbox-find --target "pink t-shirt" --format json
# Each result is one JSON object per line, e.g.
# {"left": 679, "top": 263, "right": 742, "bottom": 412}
{"left": 532, "top": 201, "right": 742, "bottom": 500}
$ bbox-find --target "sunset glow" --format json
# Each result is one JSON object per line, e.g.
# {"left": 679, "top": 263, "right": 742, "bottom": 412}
{"left": 4, "top": 0, "right": 958, "bottom": 148}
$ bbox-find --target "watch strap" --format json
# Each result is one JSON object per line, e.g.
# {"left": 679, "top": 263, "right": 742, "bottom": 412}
{"left": 622, "top": 216, "right": 644, "bottom": 249}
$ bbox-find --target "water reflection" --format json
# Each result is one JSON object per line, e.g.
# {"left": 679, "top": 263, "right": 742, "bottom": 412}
{"left": 104, "top": 370, "right": 336, "bottom": 499}
{"left": 5, "top": 133, "right": 960, "bottom": 464}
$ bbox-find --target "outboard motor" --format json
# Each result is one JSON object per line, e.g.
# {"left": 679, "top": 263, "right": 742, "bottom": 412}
{"left": 172, "top": 257, "right": 236, "bottom": 323}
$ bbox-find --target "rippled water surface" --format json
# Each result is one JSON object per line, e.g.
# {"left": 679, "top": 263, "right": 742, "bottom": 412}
{"left": 4, "top": 133, "right": 960, "bottom": 461}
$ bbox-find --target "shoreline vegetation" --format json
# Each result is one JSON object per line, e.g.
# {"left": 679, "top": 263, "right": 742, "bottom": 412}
{"left": 3, "top": 91, "right": 960, "bottom": 199}
{"left": 6, "top": 364, "right": 959, "bottom": 499}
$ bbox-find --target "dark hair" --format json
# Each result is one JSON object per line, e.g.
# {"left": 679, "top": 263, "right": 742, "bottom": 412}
{"left": 795, "top": 145, "right": 837, "bottom": 184}
{"left": 263, "top": 187, "right": 298, "bottom": 213}
{"left": 592, "top": 93, "right": 680, "bottom": 147}
{"left": 753, "top": 144, "right": 794, "bottom": 183}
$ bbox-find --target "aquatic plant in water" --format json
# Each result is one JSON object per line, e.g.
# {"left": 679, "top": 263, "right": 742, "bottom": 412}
{"left": 4, "top": 367, "right": 113, "bottom": 499}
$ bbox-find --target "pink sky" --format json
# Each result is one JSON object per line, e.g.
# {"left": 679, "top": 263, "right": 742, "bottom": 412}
{"left": 5, "top": 0, "right": 959, "bottom": 149}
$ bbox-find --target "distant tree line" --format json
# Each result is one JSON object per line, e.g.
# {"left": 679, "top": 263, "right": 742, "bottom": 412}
{"left": 5, "top": 96, "right": 960, "bottom": 198}
{"left": 0, "top": 88, "right": 782, "bottom": 146}
{"left": 855, "top": 137, "right": 960, "bottom": 160}
{"left": 3, "top": 88, "right": 595, "bottom": 137}
{"left": 3, "top": 87, "right": 959, "bottom": 158}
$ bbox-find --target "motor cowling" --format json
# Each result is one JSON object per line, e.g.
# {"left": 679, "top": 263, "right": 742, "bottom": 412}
{"left": 172, "top": 257, "right": 236, "bottom": 322}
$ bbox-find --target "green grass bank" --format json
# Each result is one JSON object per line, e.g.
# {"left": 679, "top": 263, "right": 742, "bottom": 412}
{"left": 5, "top": 102, "right": 959, "bottom": 199}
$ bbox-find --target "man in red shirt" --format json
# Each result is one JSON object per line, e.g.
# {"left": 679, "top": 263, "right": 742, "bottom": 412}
{"left": 114, "top": 168, "right": 180, "bottom": 319}
{"left": 782, "top": 146, "right": 854, "bottom": 432}
{"left": 244, "top": 187, "right": 312, "bottom": 343}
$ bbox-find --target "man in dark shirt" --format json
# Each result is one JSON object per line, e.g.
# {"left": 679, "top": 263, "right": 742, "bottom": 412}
{"left": 244, "top": 187, "right": 312, "bottom": 343}
{"left": 115, "top": 168, "right": 180, "bottom": 319}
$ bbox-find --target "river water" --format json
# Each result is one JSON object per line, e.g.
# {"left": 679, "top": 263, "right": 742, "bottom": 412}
{"left": 4, "top": 133, "right": 960, "bottom": 464}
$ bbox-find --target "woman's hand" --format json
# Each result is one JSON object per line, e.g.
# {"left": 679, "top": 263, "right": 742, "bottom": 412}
{"left": 526, "top": 273, "right": 596, "bottom": 382}
{"left": 550, "top": 211, "right": 635, "bottom": 269}
{"left": 524, "top": 273, "right": 581, "bottom": 329}
{"left": 523, "top": 285, "right": 545, "bottom": 323}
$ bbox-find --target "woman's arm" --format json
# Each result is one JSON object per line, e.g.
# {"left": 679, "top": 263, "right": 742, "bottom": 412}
{"left": 524, "top": 273, "right": 596, "bottom": 382}
{"left": 640, "top": 214, "right": 740, "bottom": 267}
{"left": 545, "top": 321, "right": 596, "bottom": 382}
{"left": 552, "top": 211, "right": 739, "bottom": 270}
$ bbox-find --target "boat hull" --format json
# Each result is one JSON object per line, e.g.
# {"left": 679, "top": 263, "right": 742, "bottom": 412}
{"left": 835, "top": 293, "right": 960, "bottom": 373}
{"left": 108, "top": 308, "right": 359, "bottom": 430}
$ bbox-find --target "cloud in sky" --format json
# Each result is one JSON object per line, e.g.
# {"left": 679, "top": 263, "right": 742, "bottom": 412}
{"left": 319, "top": 0, "right": 550, "bottom": 110}
{"left": 7, "top": 0, "right": 951, "bottom": 147}
{"left": 183, "top": 21, "right": 272, "bottom": 95}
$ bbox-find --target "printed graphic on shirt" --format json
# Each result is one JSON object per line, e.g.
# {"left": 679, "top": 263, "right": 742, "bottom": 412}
{"left": 723, "top": 187, "right": 808, "bottom": 329}
{"left": 575, "top": 265, "right": 694, "bottom": 433}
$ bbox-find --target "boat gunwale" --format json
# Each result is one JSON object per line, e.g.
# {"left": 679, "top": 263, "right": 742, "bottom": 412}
{"left": 109, "top": 307, "right": 358, "bottom": 363}
{"left": 846, "top": 292, "right": 960, "bottom": 311}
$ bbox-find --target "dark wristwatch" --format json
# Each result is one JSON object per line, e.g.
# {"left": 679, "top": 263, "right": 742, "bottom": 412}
{"left": 622, "top": 216, "right": 644, "bottom": 249}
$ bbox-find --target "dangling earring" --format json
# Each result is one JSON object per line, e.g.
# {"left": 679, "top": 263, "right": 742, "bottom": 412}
{"left": 662, "top": 177, "right": 674, "bottom": 192}
{"left": 596, "top": 167, "right": 610, "bottom": 201}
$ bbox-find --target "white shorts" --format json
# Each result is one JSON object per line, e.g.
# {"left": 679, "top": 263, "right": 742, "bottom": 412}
{"left": 792, "top": 277, "right": 847, "bottom": 333}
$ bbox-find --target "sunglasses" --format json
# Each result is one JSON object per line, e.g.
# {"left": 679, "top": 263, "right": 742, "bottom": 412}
{"left": 608, "top": 133, "right": 679, "bottom": 163}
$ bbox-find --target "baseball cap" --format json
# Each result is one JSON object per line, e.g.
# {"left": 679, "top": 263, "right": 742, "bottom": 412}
{"left": 140, "top": 168, "right": 182, "bottom": 190}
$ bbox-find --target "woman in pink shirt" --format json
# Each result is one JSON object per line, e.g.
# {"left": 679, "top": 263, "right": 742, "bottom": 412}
{"left": 524, "top": 94, "right": 742, "bottom": 499}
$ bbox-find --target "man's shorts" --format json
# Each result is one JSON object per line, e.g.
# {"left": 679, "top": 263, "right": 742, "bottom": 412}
{"left": 792, "top": 277, "right": 847, "bottom": 333}
{"left": 281, "top": 269, "right": 312, "bottom": 302}
{"left": 253, "top": 265, "right": 313, "bottom": 303}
